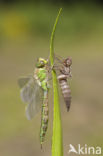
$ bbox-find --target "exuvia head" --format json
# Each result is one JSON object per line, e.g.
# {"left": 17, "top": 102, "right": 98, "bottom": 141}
{"left": 36, "top": 58, "right": 48, "bottom": 68}
{"left": 63, "top": 57, "right": 72, "bottom": 67}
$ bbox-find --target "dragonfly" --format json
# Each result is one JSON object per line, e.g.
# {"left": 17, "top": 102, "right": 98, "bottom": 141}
{"left": 18, "top": 58, "right": 50, "bottom": 148}
{"left": 54, "top": 54, "right": 72, "bottom": 111}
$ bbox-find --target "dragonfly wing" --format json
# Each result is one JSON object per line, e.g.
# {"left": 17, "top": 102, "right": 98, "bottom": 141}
{"left": 18, "top": 76, "right": 43, "bottom": 119}
{"left": 18, "top": 76, "right": 31, "bottom": 88}
{"left": 26, "top": 85, "right": 43, "bottom": 120}
{"left": 18, "top": 76, "right": 36, "bottom": 103}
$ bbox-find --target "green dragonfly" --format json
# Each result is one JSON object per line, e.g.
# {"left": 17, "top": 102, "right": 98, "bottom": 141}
{"left": 18, "top": 58, "right": 49, "bottom": 148}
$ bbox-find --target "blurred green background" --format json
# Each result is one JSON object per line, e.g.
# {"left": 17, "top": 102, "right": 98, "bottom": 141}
{"left": 0, "top": 1, "right": 103, "bottom": 156}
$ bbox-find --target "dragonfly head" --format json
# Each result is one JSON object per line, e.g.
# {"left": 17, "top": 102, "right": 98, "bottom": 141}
{"left": 63, "top": 57, "right": 72, "bottom": 67}
{"left": 36, "top": 58, "right": 48, "bottom": 68}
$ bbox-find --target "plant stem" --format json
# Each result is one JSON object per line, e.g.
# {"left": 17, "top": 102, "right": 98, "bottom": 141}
{"left": 50, "top": 8, "right": 63, "bottom": 156}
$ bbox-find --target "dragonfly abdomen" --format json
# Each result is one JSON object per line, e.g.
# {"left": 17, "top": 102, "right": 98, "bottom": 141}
{"left": 40, "top": 91, "right": 49, "bottom": 148}
{"left": 58, "top": 74, "right": 71, "bottom": 111}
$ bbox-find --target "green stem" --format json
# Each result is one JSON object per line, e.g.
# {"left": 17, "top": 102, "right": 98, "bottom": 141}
{"left": 50, "top": 8, "right": 63, "bottom": 156}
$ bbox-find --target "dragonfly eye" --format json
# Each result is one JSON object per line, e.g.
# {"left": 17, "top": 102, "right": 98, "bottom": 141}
{"left": 40, "top": 61, "right": 44, "bottom": 65}
{"left": 36, "top": 61, "right": 44, "bottom": 68}
{"left": 36, "top": 58, "right": 47, "bottom": 68}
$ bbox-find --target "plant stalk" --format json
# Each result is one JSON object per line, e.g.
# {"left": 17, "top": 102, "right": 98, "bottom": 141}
{"left": 50, "top": 8, "right": 63, "bottom": 156}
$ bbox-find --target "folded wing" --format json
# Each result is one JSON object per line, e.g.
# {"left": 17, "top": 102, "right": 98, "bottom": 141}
{"left": 18, "top": 76, "right": 43, "bottom": 120}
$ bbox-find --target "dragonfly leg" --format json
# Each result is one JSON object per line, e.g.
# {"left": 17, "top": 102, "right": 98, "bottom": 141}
{"left": 52, "top": 64, "right": 62, "bottom": 71}
{"left": 47, "top": 64, "right": 60, "bottom": 81}
{"left": 48, "top": 76, "right": 52, "bottom": 81}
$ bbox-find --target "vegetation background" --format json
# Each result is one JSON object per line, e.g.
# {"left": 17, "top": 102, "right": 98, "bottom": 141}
{"left": 0, "top": 1, "right": 103, "bottom": 156}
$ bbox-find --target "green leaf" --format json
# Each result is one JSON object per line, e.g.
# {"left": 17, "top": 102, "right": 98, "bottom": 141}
{"left": 50, "top": 8, "right": 63, "bottom": 156}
